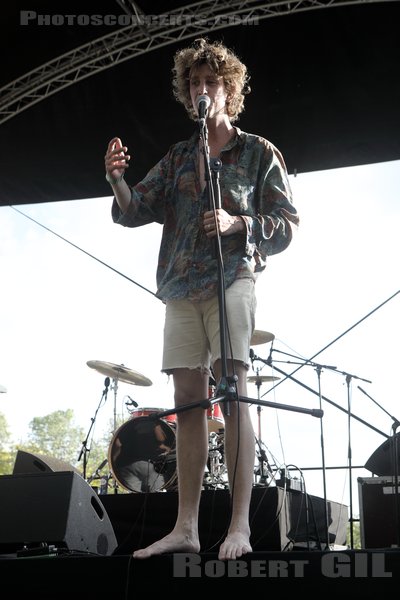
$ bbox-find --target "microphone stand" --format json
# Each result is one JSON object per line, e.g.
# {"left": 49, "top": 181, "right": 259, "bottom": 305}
{"left": 254, "top": 350, "right": 336, "bottom": 549}
{"left": 200, "top": 128, "right": 233, "bottom": 413}
{"left": 334, "top": 368, "right": 372, "bottom": 549}
{"left": 77, "top": 376, "right": 110, "bottom": 480}
{"left": 315, "top": 363, "right": 330, "bottom": 550}
{"left": 358, "top": 386, "right": 400, "bottom": 547}
{"left": 261, "top": 349, "right": 388, "bottom": 439}
{"left": 266, "top": 348, "right": 374, "bottom": 549}
{"left": 150, "top": 118, "right": 324, "bottom": 451}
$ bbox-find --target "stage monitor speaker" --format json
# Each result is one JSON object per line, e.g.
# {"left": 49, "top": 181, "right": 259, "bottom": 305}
{"left": 364, "top": 433, "right": 400, "bottom": 476}
{"left": 12, "top": 449, "right": 82, "bottom": 476}
{"left": 0, "top": 471, "right": 118, "bottom": 556}
{"left": 358, "top": 476, "right": 400, "bottom": 548}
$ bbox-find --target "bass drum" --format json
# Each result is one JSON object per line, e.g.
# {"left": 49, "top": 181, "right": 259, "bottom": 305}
{"left": 108, "top": 416, "right": 177, "bottom": 493}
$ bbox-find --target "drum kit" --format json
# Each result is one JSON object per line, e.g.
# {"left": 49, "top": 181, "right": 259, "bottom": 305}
{"left": 85, "top": 329, "right": 278, "bottom": 494}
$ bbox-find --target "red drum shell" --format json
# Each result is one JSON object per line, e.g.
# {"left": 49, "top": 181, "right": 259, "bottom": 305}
{"left": 129, "top": 407, "right": 177, "bottom": 425}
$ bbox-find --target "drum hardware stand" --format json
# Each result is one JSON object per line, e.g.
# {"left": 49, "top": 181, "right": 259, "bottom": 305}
{"left": 254, "top": 435, "right": 273, "bottom": 487}
{"left": 109, "top": 377, "right": 121, "bottom": 434}
{"left": 77, "top": 376, "right": 110, "bottom": 480}
{"left": 204, "top": 431, "right": 228, "bottom": 489}
{"left": 249, "top": 359, "right": 274, "bottom": 486}
{"left": 107, "top": 377, "right": 133, "bottom": 493}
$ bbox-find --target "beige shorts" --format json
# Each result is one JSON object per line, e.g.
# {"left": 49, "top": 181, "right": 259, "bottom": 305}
{"left": 162, "top": 278, "right": 256, "bottom": 374}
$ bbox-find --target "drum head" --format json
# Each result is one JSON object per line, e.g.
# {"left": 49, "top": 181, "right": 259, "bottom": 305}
{"left": 108, "top": 416, "right": 177, "bottom": 493}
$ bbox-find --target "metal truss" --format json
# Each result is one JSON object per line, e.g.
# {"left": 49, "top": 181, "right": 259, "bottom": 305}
{"left": 0, "top": 0, "right": 395, "bottom": 124}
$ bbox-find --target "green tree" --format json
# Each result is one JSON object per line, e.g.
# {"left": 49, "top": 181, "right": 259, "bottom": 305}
{"left": 0, "top": 412, "right": 11, "bottom": 445}
{"left": 16, "top": 410, "right": 116, "bottom": 487}
{"left": 347, "top": 520, "right": 361, "bottom": 549}
{"left": 0, "top": 409, "right": 130, "bottom": 493}
{"left": 0, "top": 412, "right": 14, "bottom": 474}
{"left": 20, "top": 409, "right": 84, "bottom": 466}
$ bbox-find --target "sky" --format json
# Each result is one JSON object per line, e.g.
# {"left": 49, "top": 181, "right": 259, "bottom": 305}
{"left": 1, "top": 158, "right": 399, "bottom": 530}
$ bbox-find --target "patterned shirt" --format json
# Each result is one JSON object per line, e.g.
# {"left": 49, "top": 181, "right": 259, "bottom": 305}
{"left": 112, "top": 127, "right": 299, "bottom": 302}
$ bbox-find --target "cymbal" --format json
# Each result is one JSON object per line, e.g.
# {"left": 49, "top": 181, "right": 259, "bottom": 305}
{"left": 247, "top": 375, "right": 280, "bottom": 384}
{"left": 250, "top": 330, "right": 275, "bottom": 346}
{"left": 87, "top": 360, "right": 152, "bottom": 386}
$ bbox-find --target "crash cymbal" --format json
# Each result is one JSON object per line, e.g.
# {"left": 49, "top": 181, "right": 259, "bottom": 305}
{"left": 247, "top": 375, "right": 280, "bottom": 384}
{"left": 250, "top": 330, "right": 275, "bottom": 346}
{"left": 86, "top": 360, "right": 152, "bottom": 386}
{"left": 0, "top": 384, "right": 7, "bottom": 393}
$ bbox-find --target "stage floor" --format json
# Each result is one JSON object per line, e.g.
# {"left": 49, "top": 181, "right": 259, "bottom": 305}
{"left": 1, "top": 548, "right": 399, "bottom": 597}
{"left": 1, "top": 473, "right": 398, "bottom": 595}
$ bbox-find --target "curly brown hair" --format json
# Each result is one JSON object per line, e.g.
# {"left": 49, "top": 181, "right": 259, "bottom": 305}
{"left": 172, "top": 38, "right": 250, "bottom": 123}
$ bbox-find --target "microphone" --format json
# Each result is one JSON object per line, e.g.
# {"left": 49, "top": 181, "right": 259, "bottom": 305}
{"left": 104, "top": 377, "right": 110, "bottom": 388}
{"left": 196, "top": 94, "right": 211, "bottom": 127}
{"left": 249, "top": 348, "right": 256, "bottom": 362}
{"left": 126, "top": 395, "right": 139, "bottom": 408}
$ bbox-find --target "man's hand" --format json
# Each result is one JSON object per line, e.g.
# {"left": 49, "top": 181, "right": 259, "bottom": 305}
{"left": 104, "top": 136, "right": 131, "bottom": 181}
{"left": 203, "top": 209, "right": 245, "bottom": 238}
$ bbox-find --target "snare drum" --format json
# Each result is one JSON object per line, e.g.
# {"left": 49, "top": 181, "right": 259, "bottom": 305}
{"left": 129, "top": 406, "right": 177, "bottom": 426}
{"left": 108, "top": 416, "right": 177, "bottom": 493}
{"left": 207, "top": 402, "right": 224, "bottom": 433}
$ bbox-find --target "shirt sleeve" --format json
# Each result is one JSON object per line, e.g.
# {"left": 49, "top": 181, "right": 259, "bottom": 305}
{"left": 241, "top": 141, "right": 299, "bottom": 269}
{"left": 111, "top": 152, "right": 170, "bottom": 227}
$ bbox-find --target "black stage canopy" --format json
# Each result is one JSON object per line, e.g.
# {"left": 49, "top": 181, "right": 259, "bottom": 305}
{"left": 1, "top": 0, "right": 399, "bottom": 207}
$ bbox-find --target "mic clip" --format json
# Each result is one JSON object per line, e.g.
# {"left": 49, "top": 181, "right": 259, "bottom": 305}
{"left": 125, "top": 396, "right": 139, "bottom": 408}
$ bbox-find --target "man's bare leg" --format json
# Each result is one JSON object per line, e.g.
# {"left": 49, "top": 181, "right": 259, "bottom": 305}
{"left": 213, "top": 360, "right": 255, "bottom": 560}
{"left": 133, "top": 368, "right": 209, "bottom": 558}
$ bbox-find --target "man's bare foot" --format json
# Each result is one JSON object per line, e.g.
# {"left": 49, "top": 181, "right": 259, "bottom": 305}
{"left": 133, "top": 531, "right": 200, "bottom": 559}
{"left": 218, "top": 532, "right": 252, "bottom": 560}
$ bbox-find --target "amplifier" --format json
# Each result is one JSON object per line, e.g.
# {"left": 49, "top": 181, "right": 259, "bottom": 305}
{"left": 358, "top": 476, "right": 400, "bottom": 549}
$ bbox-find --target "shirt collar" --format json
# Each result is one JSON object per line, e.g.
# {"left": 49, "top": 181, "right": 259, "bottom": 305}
{"left": 188, "top": 125, "right": 243, "bottom": 153}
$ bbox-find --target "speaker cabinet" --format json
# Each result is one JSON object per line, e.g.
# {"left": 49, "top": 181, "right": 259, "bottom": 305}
{"left": 0, "top": 471, "right": 117, "bottom": 555}
{"left": 358, "top": 476, "right": 400, "bottom": 548}
{"left": 12, "top": 449, "right": 82, "bottom": 476}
